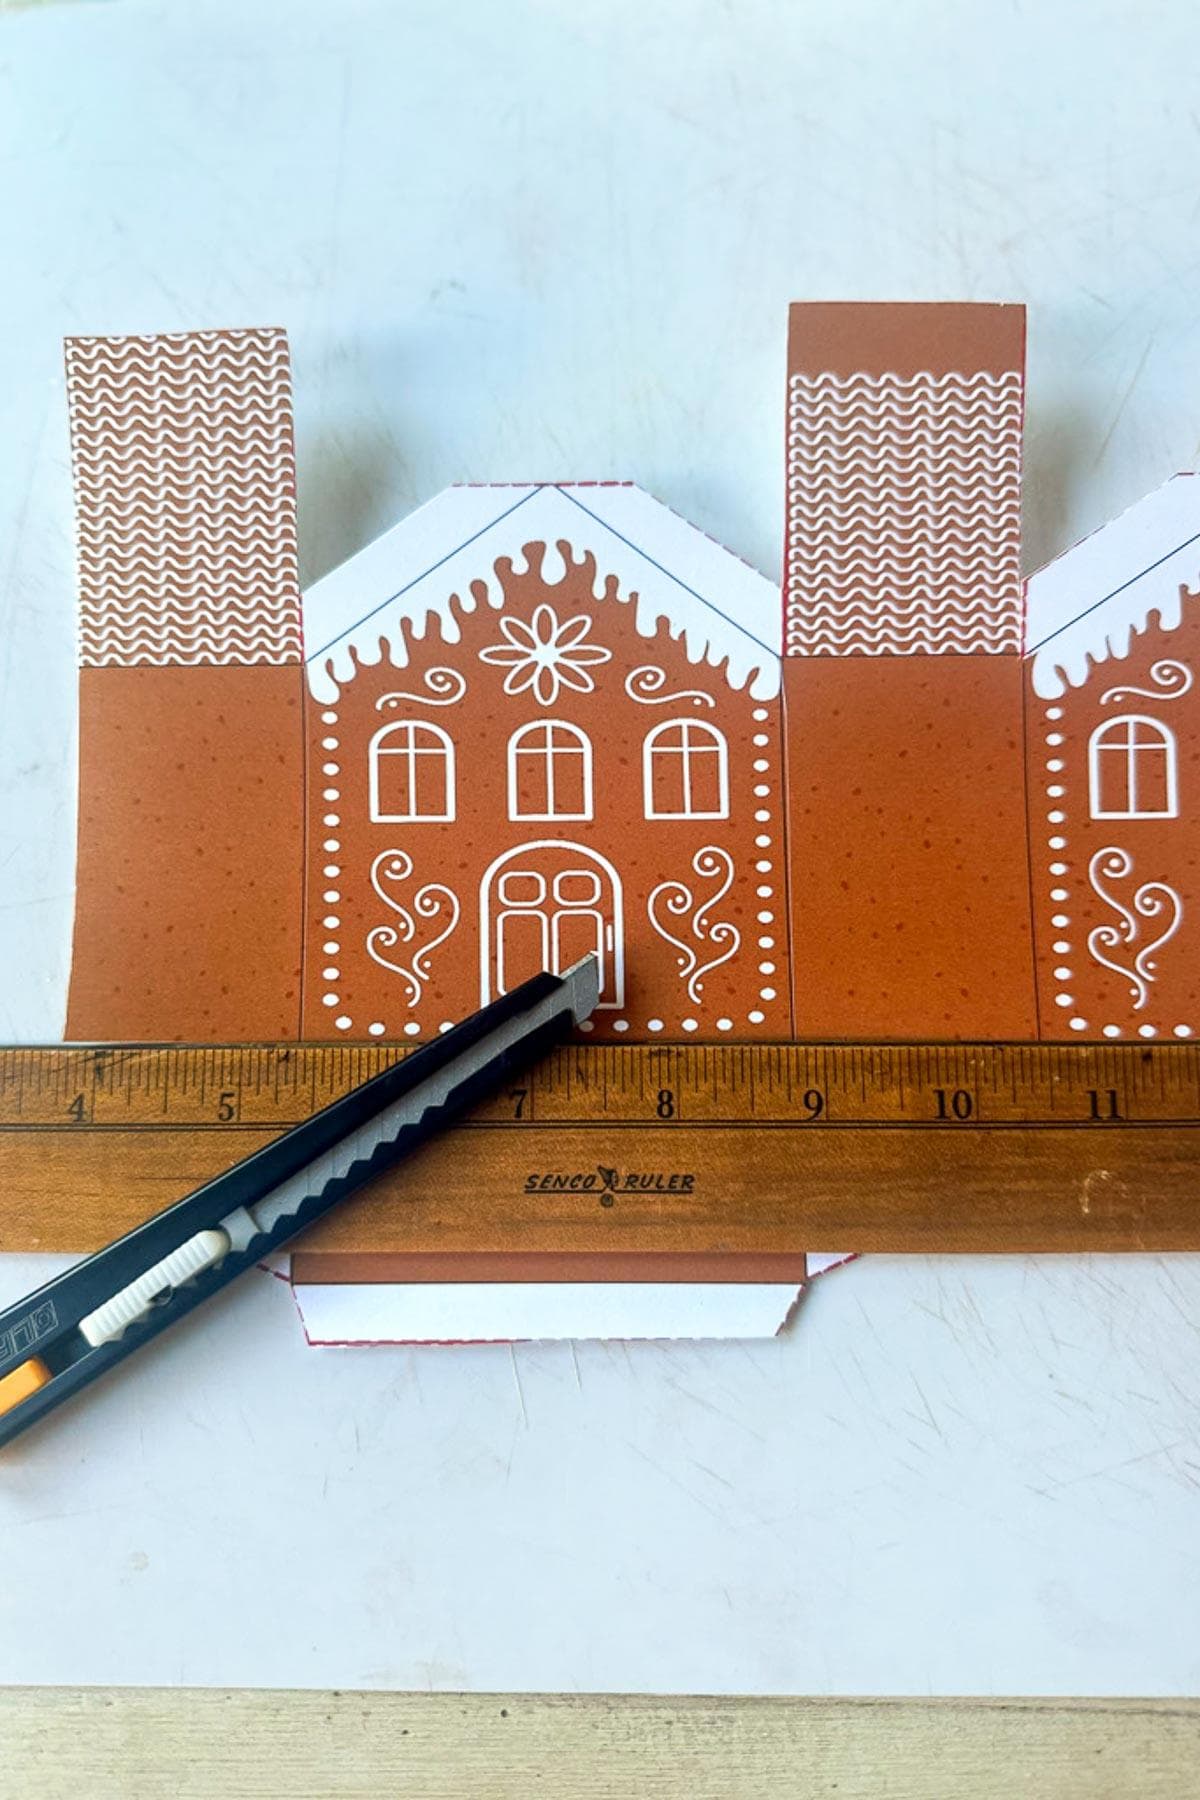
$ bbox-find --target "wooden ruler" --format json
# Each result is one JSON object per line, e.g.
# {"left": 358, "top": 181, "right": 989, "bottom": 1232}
{"left": 0, "top": 1041, "right": 1197, "bottom": 1268}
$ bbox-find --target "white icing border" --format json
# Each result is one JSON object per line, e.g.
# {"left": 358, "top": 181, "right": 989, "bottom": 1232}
{"left": 1025, "top": 474, "right": 1200, "bottom": 697}
{"left": 302, "top": 484, "right": 782, "bottom": 704}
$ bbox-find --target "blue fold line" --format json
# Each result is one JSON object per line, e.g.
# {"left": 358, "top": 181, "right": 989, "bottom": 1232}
{"left": 1028, "top": 526, "right": 1200, "bottom": 655}
{"left": 306, "top": 489, "right": 539, "bottom": 664}
{"left": 306, "top": 484, "right": 777, "bottom": 668}
{"left": 555, "top": 487, "right": 775, "bottom": 660}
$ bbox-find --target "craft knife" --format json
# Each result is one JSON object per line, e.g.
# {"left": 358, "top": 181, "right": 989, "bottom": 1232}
{"left": 0, "top": 955, "right": 600, "bottom": 1447}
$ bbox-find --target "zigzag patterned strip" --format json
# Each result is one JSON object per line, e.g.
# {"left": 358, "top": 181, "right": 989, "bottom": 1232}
{"left": 76, "top": 521, "right": 300, "bottom": 547}
{"left": 788, "top": 451, "right": 1020, "bottom": 472}
{"left": 786, "top": 524, "right": 1025, "bottom": 546}
{"left": 77, "top": 612, "right": 304, "bottom": 640}
{"left": 66, "top": 375, "right": 292, "bottom": 397}
{"left": 789, "top": 570, "right": 1021, "bottom": 590}
{"left": 79, "top": 639, "right": 304, "bottom": 664}
{"left": 72, "top": 449, "right": 293, "bottom": 474}
{"left": 80, "top": 649, "right": 303, "bottom": 668}
{"left": 78, "top": 603, "right": 304, "bottom": 631}
{"left": 788, "top": 555, "right": 1022, "bottom": 578}
{"left": 785, "top": 613, "right": 1020, "bottom": 640}
{"left": 77, "top": 553, "right": 300, "bottom": 579}
{"left": 786, "top": 417, "right": 1022, "bottom": 436}
{"left": 66, "top": 327, "right": 302, "bottom": 668}
{"left": 72, "top": 460, "right": 294, "bottom": 488}
{"left": 788, "top": 371, "right": 1023, "bottom": 392}
{"left": 76, "top": 509, "right": 299, "bottom": 536}
{"left": 786, "top": 637, "right": 1022, "bottom": 655}
{"left": 787, "top": 514, "right": 1020, "bottom": 533}
{"left": 788, "top": 425, "right": 1022, "bottom": 442}
{"left": 68, "top": 417, "right": 294, "bottom": 439}
{"left": 788, "top": 534, "right": 1021, "bottom": 556}
{"left": 788, "top": 393, "right": 1023, "bottom": 407}
{"left": 785, "top": 608, "right": 1021, "bottom": 636}
{"left": 787, "top": 390, "right": 1023, "bottom": 407}
{"left": 77, "top": 552, "right": 301, "bottom": 575}
{"left": 784, "top": 594, "right": 1022, "bottom": 620}
{"left": 67, "top": 354, "right": 292, "bottom": 371}
{"left": 79, "top": 601, "right": 302, "bottom": 628}
{"left": 69, "top": 387, "right": 294, "bottom": 405}
{"left": 78, "top": 611, "right": 303, "bottom": 637}
{"left": 786, "top": 623, "right": 1021, "bottom": 651}
{"left": 788, "top": 394, "right": 1023, "bottom": 409}
{"left": 79, "top": 628, "right": 304, "bottom": 660}
{"left": 66, "top": 337, "right": 289, "bottom": 357}
{"left": 792, "top": 593, "right": 1023, "bottom": 615}
{"left": 789, "top": 559, "right": 1020, "bottom": 579}
{"left": 75, "top": 599, "right": 304, "bottom": 623}
{"left": 67, "top": 378, "right": 293, "bottom": 398}
{"left": 786, "top": 483, "right": 1024, "bottom": 504}
{"left": 787, "top": 482, "right": 1021, "bottom": 499}
{"left": 787, "top": 504, "right": 1021, "bottom": 524}
{"left": 80, "top": 625, "right": 303, "bottom": 649}
{"left": 78, "top": 579, "right": 300, "bottom": 601}
{"left": 786, "top": 639, "right": 1021, "bottom": 658}
{"left": 785, "top": 364, "right": 1022, "bottom": 656}
{"left": 75, "top": 489, "right": 295, "bottom": 516}
{"left": 67, "top": 360, "right": 291, "bottom": 377}
{"left": 80, "top": 650, "right": 298, "bottom": 669}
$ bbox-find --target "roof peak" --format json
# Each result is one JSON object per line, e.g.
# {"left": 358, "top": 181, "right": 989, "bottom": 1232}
{"left": 1025, "top": 473, "right": 1200, "bottom": 696}
{"left": 301, "top": 482, "right": 781, "bottom": 705}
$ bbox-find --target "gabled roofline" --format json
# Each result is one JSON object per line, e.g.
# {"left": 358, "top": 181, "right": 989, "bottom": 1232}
{"left": 301, "top": 482, "right": 782, "bottom": 703}
{"left": 1024, "top": 472, "right": 1200, "bottom": 697}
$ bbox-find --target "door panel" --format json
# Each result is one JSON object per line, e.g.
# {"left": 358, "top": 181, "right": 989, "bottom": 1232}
{"left": 495, "top": 908, "right": 548, "bottom": 996}
{"left": 553, "top": 908, "right": 606, "bottom": 991}
{"left": 482, "top": 841, "right": 625, "bottom": 1008}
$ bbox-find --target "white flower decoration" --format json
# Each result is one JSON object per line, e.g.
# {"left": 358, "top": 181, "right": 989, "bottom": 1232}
{"left": 479, "top": 603, "right": 612, "bottom": 706}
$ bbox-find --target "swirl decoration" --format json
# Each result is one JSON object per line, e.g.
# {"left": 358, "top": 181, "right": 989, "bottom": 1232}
{"left": 1086, "top": 846, "right": 1182, "bottom": 1011}
{"left": 1100, "top": 660, "right": 1193, "bottom": 706}
{"left": 647, "top": 847, "right": 741, "bottom": 1005}
{"left": 376, "top": 667, "right": 467, "bottom": 710}
{"left": 624, "top": 665, "right": 715, "bottom": 709}
{"left": 365, "top": 850, "right": 460, "bottom": 1006}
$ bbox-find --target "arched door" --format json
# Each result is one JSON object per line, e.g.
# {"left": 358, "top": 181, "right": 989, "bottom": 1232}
{"left": 479, "top": 840, "right": 624, "bottom": 1008}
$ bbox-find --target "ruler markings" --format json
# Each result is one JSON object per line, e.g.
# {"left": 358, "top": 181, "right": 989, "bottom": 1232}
{"left": 3, "top": 1045, "right": 1200, "bottom": 1129}
{"left": 6, "top": 1043, "right": 1199, "bottom": 1255}
{"left": 5, "top": 1117, "right": 1200, "bottom": 1136}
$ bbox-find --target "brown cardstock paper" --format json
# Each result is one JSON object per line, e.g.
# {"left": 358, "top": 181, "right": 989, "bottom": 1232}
{"left": 56, "top": 305, "right": 1200, "bottom": 1336}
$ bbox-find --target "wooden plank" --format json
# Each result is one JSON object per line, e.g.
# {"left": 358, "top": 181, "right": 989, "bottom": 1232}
{"left": 1, "top": 1691, "right": 1198, "bottom": 1800}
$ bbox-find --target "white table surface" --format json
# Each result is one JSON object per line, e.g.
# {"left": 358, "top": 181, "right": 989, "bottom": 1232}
{"left": 0, "top": 0, "right": 1197, "bottom": 1694}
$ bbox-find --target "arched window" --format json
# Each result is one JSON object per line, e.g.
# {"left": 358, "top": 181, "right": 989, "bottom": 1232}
{"left": 1088, "top": 715, "right": 1178, "bottom": 820}
{"left": 643, "top": 719, "right": 729, "bottom": 820}
{"left": 507, "top": 721, "right": 593, "bottom": 821}
{"left": 369, "top": 721, "right": 455, "bottom": 822}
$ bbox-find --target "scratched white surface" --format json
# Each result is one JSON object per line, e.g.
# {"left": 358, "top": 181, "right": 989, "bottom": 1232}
{"left": 1, "top": 0, "right": 1199, "bottom": 1693}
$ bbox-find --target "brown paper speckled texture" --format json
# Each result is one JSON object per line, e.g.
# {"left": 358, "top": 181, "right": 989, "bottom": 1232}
{"left": 62, "top": 307, "right": 1200, "bottom": 1051}
{"left": 64, "top": 328, "right": 305, "bottom": 1042}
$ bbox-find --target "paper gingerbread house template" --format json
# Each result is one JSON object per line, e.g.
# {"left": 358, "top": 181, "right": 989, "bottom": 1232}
{"left": 63, "top": 303, "right": 1200, "bottom": 1047}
